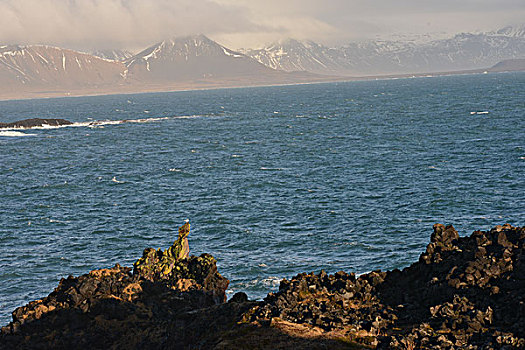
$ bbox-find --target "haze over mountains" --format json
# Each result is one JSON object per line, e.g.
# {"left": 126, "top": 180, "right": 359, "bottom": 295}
{"left": 1, "top": 25, "right": 524, "bottom": 100}
{"left": 242, "top": 25, "right": 525, "bottom": 75}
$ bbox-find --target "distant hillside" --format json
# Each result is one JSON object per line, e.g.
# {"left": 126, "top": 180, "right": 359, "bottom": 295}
{"left": 124, "top": 35, "right": 279, "bottom": 83}
{"left": 0, "top": 36, "right": 331, "bottom": 100}
{"left": 489, "top": 58, "right": 525, "bottom": 72}
{"left": 243, "top": 25, "right": 525, "bottom": 75}
{"left": 0, "top": 45, "right": 125, "bottom": 96}
{"left": 1, "top": 28, "right": 524, "bottom": 100}
{"left": 241, "top": 39, "right": 348, "bottom": 75}
{"left": 92, "top": 49, "right": 134, "bottom": 61}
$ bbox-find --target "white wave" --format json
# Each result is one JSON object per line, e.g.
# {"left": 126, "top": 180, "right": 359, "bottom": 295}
{"left": 0, "top": 131, "right": 36, "bottom": 137}
{"left": 47, "top": 218, "right": 70, "bottom": 224}
{"left": 238, "top": 276, "right": 283, "bottom": 289}
{"left": 470, "top": 111, "right": 489, "bottom": 115}
{"left": 111, "top": 176, "right": 124, "bottom": 183}
{"left": 0, "top": 115, "right": 211, "bottom": 131}
{"left": 260, "top": 167, "right": 286, "bottom": 171}
{"left": 259, "top": 277, "right": 283, "bottom": 288}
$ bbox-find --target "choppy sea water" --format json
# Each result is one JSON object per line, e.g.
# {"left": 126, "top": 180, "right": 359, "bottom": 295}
{"left": 1, "top": 73, "right": 524, "bottom": 325}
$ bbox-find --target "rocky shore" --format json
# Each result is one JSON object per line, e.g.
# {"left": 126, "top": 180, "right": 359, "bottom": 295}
{"left": 1, "top": 223, "right": 524, "bottom": 349}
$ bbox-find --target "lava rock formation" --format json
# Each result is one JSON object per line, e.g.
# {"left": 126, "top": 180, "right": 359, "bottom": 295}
{"left": 1, "top": 223, "right": 524, "bottom": 349}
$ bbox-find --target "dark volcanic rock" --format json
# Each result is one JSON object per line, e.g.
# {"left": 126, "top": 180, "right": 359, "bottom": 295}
{"left": 0, "top": 263, "right": 244, "bottom": 349}
{"left": 244, "top": 224, "right": 525, "bottom": 349}
{"left": 1, "top": 223, "right": 232, "bottom": 349}
{"left": 0, "top": 118, "right": 73, "bottom": 129}
{"left": 133, "top": 221, "right": 229, "bottom": 304}
{"left": 1, "top": 223, "right": 524, "bottom": 349}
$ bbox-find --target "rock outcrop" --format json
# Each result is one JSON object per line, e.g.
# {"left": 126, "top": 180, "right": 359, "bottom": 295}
{"left": 243, "top": 224, "right": 525, "bottom": 349}
{"left": 1, "top": 223, "right": 231, "bottom": 349}
{"left": 1, "top": 223, "right": 524, "bottom": 349}
{"left": 0, "top": 118, "right": 73, "bottom": 129}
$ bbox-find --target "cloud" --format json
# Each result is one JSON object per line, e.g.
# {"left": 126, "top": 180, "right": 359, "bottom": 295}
{"left": 0, "top": 0, "right": 261, "bottom": 50}
{"left": 214, "top": 0, "right": 525, "bottom": 46}
{"left": 0, "top": 0, "right": 523, "bottom": 51}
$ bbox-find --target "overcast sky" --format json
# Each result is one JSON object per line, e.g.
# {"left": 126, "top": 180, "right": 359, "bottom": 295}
{"left": 0, "top": 0, "right": 524, "bottom": 52}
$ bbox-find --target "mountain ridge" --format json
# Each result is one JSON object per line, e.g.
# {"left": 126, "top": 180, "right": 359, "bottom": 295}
{"left": 1, "top": 27, "right": 524, "bottom": 100}
{"left": 242, "top": 25, "right": 525, "bottom": 75}
{"left": 0, "top": 35, "right": 335, "bottom": 100}
{"left": 92, "top": 49, "right": 134, "bottom": 61}
{"left": 123, "top": 34, "right": 277, "bottom": 82}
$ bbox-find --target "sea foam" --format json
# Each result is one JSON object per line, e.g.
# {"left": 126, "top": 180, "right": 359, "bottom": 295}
{"left": 0, "top": 131, "right": 36, "bottom": 137}
{"left": 0, "top": 115, "right": 207, "bottom": 131}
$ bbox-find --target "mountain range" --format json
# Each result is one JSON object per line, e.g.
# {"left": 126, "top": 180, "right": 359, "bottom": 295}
{"left": 122, "top": 35, "right": 288, "bottom": 83}
{"left": 0, "top": 35, "right": 329, "bottom": 100}
{"left": 241, "top": 25, "right": 525, "bottom": 75}
{"left": 1, "top": 25, "right": 524, "bottom": 100}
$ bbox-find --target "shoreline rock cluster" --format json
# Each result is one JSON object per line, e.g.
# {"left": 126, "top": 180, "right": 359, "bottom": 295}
{"left": 1, "top": 223, "right": 524, "bottom": 349}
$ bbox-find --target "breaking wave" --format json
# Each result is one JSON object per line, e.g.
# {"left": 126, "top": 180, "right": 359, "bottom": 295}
{"left": 0, "top": 131, "right": 37, "bottom": 137}
{"left": 0, "top": 115, "right": 211, "bottom": 131}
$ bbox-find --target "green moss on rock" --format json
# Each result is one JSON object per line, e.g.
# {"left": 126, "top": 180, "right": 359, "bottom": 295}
{"left": 133, "top": 222, "right": 192, "bottom": 281}
{"left": 132, "top": 222, "right": 229, "bottom": 302}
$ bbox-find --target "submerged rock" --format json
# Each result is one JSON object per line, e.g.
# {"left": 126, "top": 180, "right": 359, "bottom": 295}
{"left": 1, "top": 223, "right": 524, "bottom": 349}
{"left": 0, "top": 118, "right": 73, "bottom": 129}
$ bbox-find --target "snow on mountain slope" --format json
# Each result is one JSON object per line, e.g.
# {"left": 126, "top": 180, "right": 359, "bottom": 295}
{"left": 0, "top": 45, "right": 125, "bottom": 91}
{"left": 240, "top": 39, "right": 349, "bottom": 75}
{"left": 489, "top": 25, "right": 525, "bottom": 38}
{"left": 244, "top": 25, "right": 525, "bottom": 75}
{"left": 92, "top": 49, "right": 134, "bottom": 61}
{"left": 1, "top": 26, "right": 524, "bottom": 99}
{"left": 124, "top": 34, "right": 276, "bottom": 82}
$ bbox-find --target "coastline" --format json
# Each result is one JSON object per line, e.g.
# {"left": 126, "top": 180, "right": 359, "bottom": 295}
{"left": 0, "top": 67, "right": 513, "bottom": 103}
{"left": 2, "top": 223, "right": 524, "bottom": 349}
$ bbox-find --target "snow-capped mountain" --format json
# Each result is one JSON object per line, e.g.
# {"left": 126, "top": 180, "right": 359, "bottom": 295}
{"left": 244, "top": 25, "right": 525, "bottom": 75}
{"left": 0, "top": 35, "right": 323, "bottom": 99}
{"left": 0, "top": 45, "right": 125, "bottom": 90}
{"left": 92, "top": 49, "right": 134, "bottom": 61}
{"left": 240, "top": 39, "right": 349, "bottom": 75}
{"left": 489, "top": 25, "right": 525, "bottom": 38}
{"left": 124, "top": 34, "right": 276, "bottom": 82}
{"left": 1, "top": 28, "right": 523, "bottom": 100}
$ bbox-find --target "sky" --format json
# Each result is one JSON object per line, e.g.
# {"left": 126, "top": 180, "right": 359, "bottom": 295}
{"left": 0, "top": 0, "right": 524, "bottom": 52}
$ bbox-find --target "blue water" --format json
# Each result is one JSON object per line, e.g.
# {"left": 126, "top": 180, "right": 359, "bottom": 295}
{"left": 1, "top": 73, "right": 524, "bottom": 325}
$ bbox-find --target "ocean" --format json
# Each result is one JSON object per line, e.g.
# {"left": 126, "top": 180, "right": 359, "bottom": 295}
{"left": 1, "top": 72, "right": 524, "bottom": 325}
